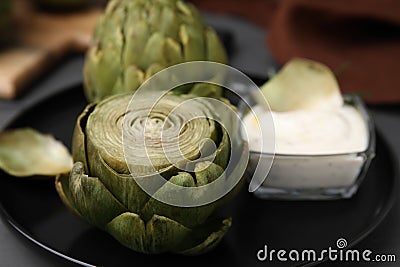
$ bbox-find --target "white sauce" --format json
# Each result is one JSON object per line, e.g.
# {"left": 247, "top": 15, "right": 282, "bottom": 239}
{"left": 243, "top": 104, "right": 368, "bottom": 155}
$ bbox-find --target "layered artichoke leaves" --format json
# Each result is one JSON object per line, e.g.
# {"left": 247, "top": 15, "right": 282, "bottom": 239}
{"left": 56, "top": 93, "right": 243, "bottom": 254}
{"left": 84, "top": 0, "right": 227, "bottom": 102}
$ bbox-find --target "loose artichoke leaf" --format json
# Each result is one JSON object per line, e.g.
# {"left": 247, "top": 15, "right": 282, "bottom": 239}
{"left": 69, "top": 162, "right": 127, "bottom": 229}
{"left": 0, "top": 128, "right": 73, "bottom": 177}
{"left": 177, "top": 217, "right": 232, "bottom": 255}
{"left": 260, "top": 58, "right": 343, "bottom": 112}
{"left": 141, "top": 162, "right": 225, "bottom": 229}
{"left": 106, "top": 212, "right": 191, "bottom": 254}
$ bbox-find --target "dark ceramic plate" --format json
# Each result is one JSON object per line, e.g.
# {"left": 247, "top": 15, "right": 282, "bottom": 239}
{"left": 0, "top": 85, "right": 398, "bottom": 267}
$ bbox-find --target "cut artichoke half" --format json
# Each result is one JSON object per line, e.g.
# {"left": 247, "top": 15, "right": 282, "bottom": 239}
{"left": 0, "top": 128, "right": 73, "bottom": 177}
{"left": 260, "top": 58, "right": 343, "bottom": 112}
{"left": 55, "top": 92, "right": 241, "bottom": 254}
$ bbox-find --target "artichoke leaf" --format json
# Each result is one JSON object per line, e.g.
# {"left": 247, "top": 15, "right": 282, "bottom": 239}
{"left": 123, "top": 20, "right": 150, "bottom": 68}
{"left": 164, "top": 38, "right": 183, "bottom": 66}
{"left": 160, "top": 5, "right": 180, "bottom": 39}
{"left": 205, "top": 28, "right": 228, "bottom": 64}
{"left": 179, "top": 24, "right": 205, "bottom": 61}
{"left": 72, "top": 103, "right": 96, "bottom": 174}
{"left": 141, "top": 162, "right": 224, "bottom": 229}
{"left": 260, "top": 58, "right": 343, "bottom": 112}
{"left": 106, "top": 212, "right": 191, "bottom": 254}
{"left": 189, "top": 83, "right": 222, "bottom": 98}
{"left": 177, "top": 217, "right": 232, "bottom": 255}
{"left": 122, "top": 66, "right": 145, "bottom": 93}
{"left": 83, "top": 46, "right": 122, "bottom": 103}
{"left": 213, "top": 127, "right": 230, "bottom": 169}
{"left": 90, "top": 150, "right": 150, "bottom": 214}
{"left": 55, "top": 172, "right": 81, "bottom": 217}
{"left": 69, "top": 162, "right": 127, "bottom": 229}
{"left": 139, "top": 32, "right": 166, "bottom": 70}
{"left": 0, "top": 128, "right": 72, "bottom": 177}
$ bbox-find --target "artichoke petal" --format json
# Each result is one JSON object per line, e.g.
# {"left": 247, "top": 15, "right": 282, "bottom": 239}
{"left": 55, "top": 172, "right": 81, "bottom": 217}
{"left": 213, "top": 127, "right": 230, "bottom": 169}
{"left": 0, "top": 128, "right": 72, "bottom": 177}
{"left": 194, "top": 161, "right": 224, "bottom": 186}
{"left": 145, "top": 214, "right": 191, "bottom": 253}
{"left": 178, "top": 217, "right": 232, "bottom": 255}
{"left": 106, "top": 212, "right": 191, "bottom": 254}
{"left": 179, "top": 24, "right": 205, "bottom": 61}
{"left": 189, "top": 83, "right": 222, "bottom": 98}
{"left": 204, "top": 28, "right": 228, "bottom": 64}
{"left": 106, "top": 212, "right": 146, "bottom": 253}
{"left": 72, "top": 103, "right": 96, "bottom": 173}
{"left": 123, "top": 65, "right": 145, "bottom": 93}
{"left": 164, "top": 38, "right": 183, "bottom": 66}
{"left": 140, "top": 32, "right": 166, "bottom": 70}
{"left": 90, "top": 150, "right": 150, "bottom": 214}
{"left": 145, "top": 63, "right": 165, "bottom": 80}
{"left": 147, "top": 3, "right": 162, "bottom": 32}
{"left": 123, "top": 20, "right": 150, "bottom": 68}
{"left": 141, "top": 162, "right": 224, "bottom": 229}
{"left": 83, "top": 46, "right": 122, "bottom": 102}
{"left": 68, "top": 162, "right": 127, "bottom": 229}
{"left": 160, "top": 5, "right": 180, "bottom": 39}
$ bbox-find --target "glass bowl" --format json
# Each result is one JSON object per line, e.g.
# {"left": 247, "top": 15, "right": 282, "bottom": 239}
{"left": 238, "top": 94, "right": 376, "bottom": 200}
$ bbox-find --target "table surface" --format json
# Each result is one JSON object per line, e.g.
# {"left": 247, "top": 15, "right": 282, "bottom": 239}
{"left": 0, "top": 15, "right": 399, "bottom": 267}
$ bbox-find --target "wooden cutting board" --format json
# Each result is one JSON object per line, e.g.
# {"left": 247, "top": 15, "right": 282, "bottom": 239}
{"left": 0, "top": 0, "right": 102, "bottom": 99}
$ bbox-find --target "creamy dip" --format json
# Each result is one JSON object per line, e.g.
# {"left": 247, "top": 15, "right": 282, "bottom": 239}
{"left": 243, "top": 104, "right": 368, "bottom": 155}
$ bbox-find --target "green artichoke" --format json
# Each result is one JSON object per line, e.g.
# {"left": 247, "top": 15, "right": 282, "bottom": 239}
{"left": 55, "top": 92, "right": 243, "bottom": 254}
{"left": 83, "top": 0, "right": 228, "bottom": 102}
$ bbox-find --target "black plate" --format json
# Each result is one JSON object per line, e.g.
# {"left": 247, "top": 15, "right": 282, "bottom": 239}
{"left": 0, "top": 85, "right": 398, "bottom": 267}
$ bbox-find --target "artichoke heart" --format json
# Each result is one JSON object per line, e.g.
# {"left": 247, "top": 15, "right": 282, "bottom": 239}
{"left": 83, "top": 0, "right": 228, "bottom": 102}
{"left": 56, "top": 92, "right": 242, "bottom": 254}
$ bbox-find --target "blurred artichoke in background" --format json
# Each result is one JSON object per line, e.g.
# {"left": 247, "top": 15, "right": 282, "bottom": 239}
{"left": 56, "top": 92, "right": 244, "bottom": 254}
{"left": 34, "top": 0, "right": 88, "bottom": 11}
{"left": 0, "top": 0, "right": 12, "bottom": 44}
{"left": 84, "top": 0, "right": 228, "bottom": 102}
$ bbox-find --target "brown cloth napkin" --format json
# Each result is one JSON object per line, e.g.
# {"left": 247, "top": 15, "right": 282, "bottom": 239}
{"left": 191, "top": 0, "right": 400, "bottom": 103}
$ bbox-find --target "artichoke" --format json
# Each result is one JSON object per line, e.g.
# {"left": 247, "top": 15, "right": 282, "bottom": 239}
{"left": 83, "top": 0, "right": 228, "bottom": 102}
{"left": 55, "top": 92, "right": 244, "bottom": 254}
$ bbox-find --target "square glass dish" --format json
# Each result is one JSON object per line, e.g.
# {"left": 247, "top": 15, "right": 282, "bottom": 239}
{"left": 238, "top": 94, "right": 376, "bottom": 200}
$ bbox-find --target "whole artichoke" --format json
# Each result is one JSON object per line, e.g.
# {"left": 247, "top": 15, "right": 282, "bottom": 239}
{"left": 84, "top": 0, "right": 228, "bottom": 102}
{"left": 55, "top": 92, "right": 243, "bottom": 254}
